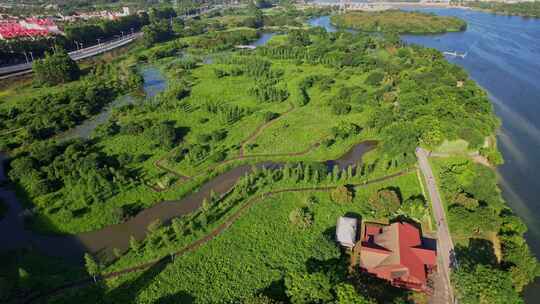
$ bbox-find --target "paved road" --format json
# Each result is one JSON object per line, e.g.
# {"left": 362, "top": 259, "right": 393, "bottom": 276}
{"left": 416, "top": 147, "right": 456, "bottom": 304}
{"left": 0, "top": 33, "right": 140, "bottom": 79}
{"left": 0, "top": 4, "right": 239, "bottom": 79}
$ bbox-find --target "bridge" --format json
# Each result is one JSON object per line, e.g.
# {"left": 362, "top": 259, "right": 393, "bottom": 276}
{"left": 0, "top": 33, "right": 140, "bottom": 80}
{"left": 0, "top": 4, "right": 238, "bottom": 80}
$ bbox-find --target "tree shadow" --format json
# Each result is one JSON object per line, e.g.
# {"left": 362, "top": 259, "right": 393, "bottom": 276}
{"left": 350, "top": 268, "right": 414, "bottom": 304}
{"left": 382, "top": 186, "right": 403, "bottom": 203}
{"left": 152, "top": 290, "right": 195, "bottom": 304}
{"left": 99, "top": 256, "right": 173, "bottom": 303}
{"left": 257, "top": 278, "right": 288, "bottom": 302}
{"left": 391, "top": 215, "right": 422, "bottom": 230}
{"left": 305, "top": 256, "right": 349, "bottom": 281}
{"left": 322, "top": 226, "right": 337, "bottom": 243}
{"left": 455, "top": 238, "right": 497, "bottom": 269}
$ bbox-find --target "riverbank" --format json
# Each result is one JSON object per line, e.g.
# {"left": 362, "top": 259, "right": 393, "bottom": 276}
{"left": 400, "top": 7, "right": 540, "bottom": 303}
{"left": 1, "top": 7, "right": 535, "bottom": 303}
{"left": 331, "top": 9, "right": 467, "bottom": 34}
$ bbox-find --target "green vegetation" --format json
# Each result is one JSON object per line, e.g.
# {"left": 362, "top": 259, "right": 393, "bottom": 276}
{"left": 430, "top": 157, "right": 539, "bottom": 302}
{"left": 3, "top": 4, "right": 497, "bottom": 235}
{"left": 32, "top": 47, "right": 81, "bottom": 86}
{"left": 47, "top": 166, "right": 426, "bottom": 304}
{"left": 0, "top": 61, "right": 142, "bottom": 151}
{"left": 466, "top": 1, "right": 540, "bottom": 18}
{"left": 0, "top": 10, "right": 149, "bottom": 66}
{"left": 332, "top": 10, "right": 467, "bottom": 34}
{"left": 0, "top": 4, "right": 535, "bottom": 304}
{"left": 0, "top": 249, "right": 87, "bottom": 303}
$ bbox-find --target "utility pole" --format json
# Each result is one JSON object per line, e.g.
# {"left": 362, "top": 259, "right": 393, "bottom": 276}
{"left": 97, "top": 38, "right": 102, "bottom": 48}
{"left": 121, "top": 31, "right": 124, "bottom": 39}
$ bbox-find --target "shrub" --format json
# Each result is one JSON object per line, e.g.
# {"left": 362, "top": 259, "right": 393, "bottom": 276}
{"left": 32, "top": 48, "right": 80, "bottom": 86}
{"left": 365, "top": 71, "right": 385, "bottom": 86}
{"left": 331, "top": 102, "right": 352, "bottom": 115}
{"left": 331, "top": 186, "right": 354, "bottom": 204}
{"left": 368, "top": 189, "right": 401, "bottom": 217}
{"left": 289, "top": 207, "right": 314, "bottom": 229}
{"left": 262, "top": 111, "right": 279, "bottom": 122}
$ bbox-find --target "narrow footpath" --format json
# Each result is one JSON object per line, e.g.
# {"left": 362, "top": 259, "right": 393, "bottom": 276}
{"left": 20, "top": 170, "right": 411, "bottom": 304}
{"left": 416, "top": 148, "right": 456, "bottom": 304}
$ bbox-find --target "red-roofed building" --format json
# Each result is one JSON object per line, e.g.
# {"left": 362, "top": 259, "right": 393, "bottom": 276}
{"left": 358, "top": 222, "right": 437, "bottom": 293}
{"left": 0, "top": 18, "right": 60, "bottom": 40}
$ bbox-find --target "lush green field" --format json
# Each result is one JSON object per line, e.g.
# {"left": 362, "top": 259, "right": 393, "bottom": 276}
{"left": 47, "top": 170, "right": 426, "bottom": 304}
{"left": 466, "top": 1, "right": 540, "bottom": 18}
{"left": 429, "top": 156, "right": 539, "bottom": 300}
{"left": 3, "top": 5, "right": 534, "bottom": 304}
{"left": 3, "top": 15, "right": 498, "bottom": 236}
{"left": 332, "top": 10, "right": 467, "bottom": 34}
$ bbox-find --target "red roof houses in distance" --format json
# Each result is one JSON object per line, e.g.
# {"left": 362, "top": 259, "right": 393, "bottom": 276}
{"left": 0, "top": 18, "right": 60, "bottom": 40}
{"left": 359, "top": 222, "right": 437, "bottom": 293}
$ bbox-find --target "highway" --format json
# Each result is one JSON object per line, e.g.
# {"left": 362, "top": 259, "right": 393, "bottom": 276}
{"left": 416, "top": 147, "right": 456, "bottom": 304}
{"left": 0, "top": 33, "right": 140, "bottom": 79}
{"left": 0, "top": 4, "right": 235, "bottom": 80}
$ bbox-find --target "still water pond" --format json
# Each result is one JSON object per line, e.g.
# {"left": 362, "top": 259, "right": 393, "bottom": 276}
{"left": 59, "top": 66, "right": 167, "bottom": 141}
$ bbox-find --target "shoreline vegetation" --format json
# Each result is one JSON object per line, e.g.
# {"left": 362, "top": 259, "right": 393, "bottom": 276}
{"left": 331, "top": 10, "right": 467, "bottom": 34}
{"left": 0, "top": 4, "right": 537, "bottom": 304}
{"left": 464, "top": 1, "right": 540, "bottom": 18}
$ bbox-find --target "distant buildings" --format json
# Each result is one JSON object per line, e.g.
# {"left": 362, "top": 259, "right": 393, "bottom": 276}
{"left": 0, "top": 17, "right": 60, "bottom": 40}
{"left": 0, "top": 6, "right": 132, "bottom": 40}
{"left": 59, "top": 7, "right": 131, "bottom": 22}
{"left": 335, "top": 218, "right": 437, "bottom": 293}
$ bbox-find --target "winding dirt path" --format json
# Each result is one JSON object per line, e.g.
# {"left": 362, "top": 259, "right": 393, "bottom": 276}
{"left": 20, "top": 169, "right": 412, "bottom": 304}
{"left": 150, "top": 102, "right": 304, "bottom": 192}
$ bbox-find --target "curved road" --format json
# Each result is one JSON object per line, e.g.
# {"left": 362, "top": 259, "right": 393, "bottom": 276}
{"left": 0, "top": 33, "right": 141, "bottom": 79}
{"left": 416, "top": 147, "right": 456, "bottom": 304}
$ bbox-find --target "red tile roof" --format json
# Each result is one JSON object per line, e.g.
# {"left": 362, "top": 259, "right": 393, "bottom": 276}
{"left": 359, "top": 222, "right": 437, "bottom": 293}
{"left": 0, "top": 19, "right": 55, "bottom": 39}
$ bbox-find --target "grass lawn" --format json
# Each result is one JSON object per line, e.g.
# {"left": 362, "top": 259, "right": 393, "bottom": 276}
{"left": 47, "top": 171, "right": 425, "bottom": 304}
{"left": 433, "top": 139, "right": 470, "bottom": 154}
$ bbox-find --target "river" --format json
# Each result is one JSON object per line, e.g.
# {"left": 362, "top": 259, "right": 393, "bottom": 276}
{"left": 2, "top": 10, "right": 539, "bottom": 300}
{"left": 58, "top": 66, "right": 167, "bottom": 141}
{"left": 396, "top": 8, "right": 540, "bottom": 302}
{"left": 309, "top": 9, "right": 540, "bottom": 301}
{"left": 0, "top": 58, "right": 376, "bottom": 263}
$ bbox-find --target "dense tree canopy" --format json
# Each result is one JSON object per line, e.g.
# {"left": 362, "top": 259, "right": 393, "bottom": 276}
{"left": 332, "top": 10, "right": 467, "bottom": 34}
{"left": 32, "top": 48, "right": 80, "bottom": 86}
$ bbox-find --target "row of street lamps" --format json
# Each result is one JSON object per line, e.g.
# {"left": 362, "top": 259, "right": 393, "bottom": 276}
{"left": 12, "top": 27, "right": 136, "bottom": 64}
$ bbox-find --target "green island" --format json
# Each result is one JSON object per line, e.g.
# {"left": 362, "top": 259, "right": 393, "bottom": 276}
{"left": 465, "top": 1, "right": 540, "bottom": 18}
{"left": 331, "top": 10, "right": 467, "bottom": 34}
{"left": 0, "top": 3, "right": 537, "bottom": 304}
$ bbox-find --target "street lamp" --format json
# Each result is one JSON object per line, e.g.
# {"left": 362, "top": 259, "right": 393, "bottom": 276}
{"left": 22, "top": 51, "right": 29, "bottom": 64}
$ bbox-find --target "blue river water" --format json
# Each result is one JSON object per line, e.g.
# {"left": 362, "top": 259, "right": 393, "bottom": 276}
{"left": 310, "top": 9, "right": 540, "bottom": 302}
{"left": 400, "top": 8, "right": 540, "bottom": 302}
